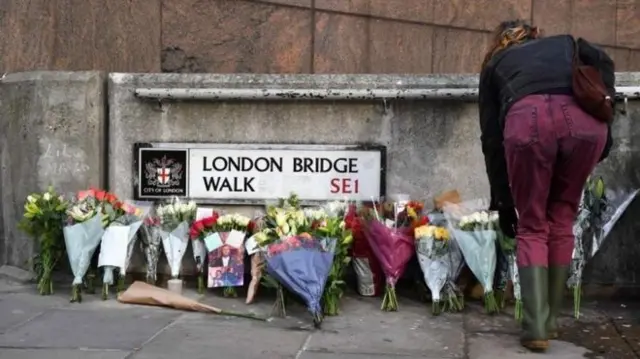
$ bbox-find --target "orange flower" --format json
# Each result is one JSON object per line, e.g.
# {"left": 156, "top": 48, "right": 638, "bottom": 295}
{"left": 77, "top": 189, "right": 96, "bottom": 201}
{"left": 104, "top": 192, "right": 118, "bottom": 205}
{"left": 95, "top": 190, "right": 106, "bottom": 202}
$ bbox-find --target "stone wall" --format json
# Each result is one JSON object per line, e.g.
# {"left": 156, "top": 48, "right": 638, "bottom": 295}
{"left": 0, "top": 72, "right": 106, "bottom": 267}
{"left": 1, "top": 0, "right": 640, "bottom": 74}
{"left": 2, "top": 70, "right": 640, "bottom": 287}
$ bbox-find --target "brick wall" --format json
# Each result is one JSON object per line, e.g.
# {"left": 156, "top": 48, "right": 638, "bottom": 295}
{"left": 1, "top": 0, "right": 639, "bottom": 74}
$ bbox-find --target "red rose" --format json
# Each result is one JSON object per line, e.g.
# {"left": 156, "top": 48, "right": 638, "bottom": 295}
{"left": 194, "top": 220, "right": 205, "bottom": 232}
{"left": 202, "top": 216, "right": 217, "bottom": 228}
{"left": 189, "top": 227, "right": 200, "bottom": 239}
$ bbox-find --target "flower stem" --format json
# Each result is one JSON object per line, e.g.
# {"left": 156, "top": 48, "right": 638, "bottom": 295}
{"left": 514, "top": 299, "right": 523, "bottom": 322}
{"left": 223, "top": 286, "right": 237, "bottom": 298}
{"left": 271, "top": 285, "right": 287, "bottom": 317}
{"left": 70, "top": 284, "right": 82, "bottom": 303}
{"left": 117, "top": 276, "right": 126, "bottom": 292}
{"left": 484, "top": 291, "right": 499, "bottom": 315}
{"left": 197, "top": 276, "right": 205, "bottom": 295}
{"left": 102, "top": 283, "right": 109, "bottom": 300}
{"left": 432, "top": 300, "right": 441, "bottom": 316}
{"left": 574, "top": 285, "right": 581, "bottom": 319}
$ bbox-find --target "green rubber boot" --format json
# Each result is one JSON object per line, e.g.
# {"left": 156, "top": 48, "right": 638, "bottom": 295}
{"left": 547, "top": 266, "right": 570, "bottom": 339}
{"left": 519, "top": 266, "right": 550, "bottom": 352}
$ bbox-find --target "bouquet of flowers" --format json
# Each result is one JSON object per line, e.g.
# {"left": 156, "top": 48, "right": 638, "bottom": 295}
{"left": 207, "top": 213, "right": 251, "bottom": 297}
{"left": 139, "top": 215, "right": 162, "bottom": 285}
{"left": 64, "top": 188, "right": 114, "bottom": 302}
{"left": 361, "top": 200, "right": 415, "bottom": 311}
{"left": 350, "top": 203, "right": 385, "bottom": 297}
{"left": 443, "top": 199, "right": 500, "bottom": 314}
{"left": 427, "top": 211, "right": 464, "bottom": 313}
{"left": 190, "top": 211, "right": 219, "bottom": 294}
{"left": 251, "top": 193, "right": 308, "bottom": 316}
{"left": 496, "top": 232, "right": 521, "bottom": 320}
{"left": 568, "top": 177, "right": 639, "bottom": 318}
{"left": 98, "top": 200, "right": 151, "bottom": 299}
{"left": 18, "top": 187, "right": 69, "bottom": 295}
{"left": 415, "top": 224, "right": 451, "bottom": 315}
{"left": 157, "top": 199, "right": 197, "bottom": 281}
{"left": 311, "top": 201, "right": 353, "bottom": 316}
{"left": 264, "top": 233, "right": 336, "bottom": 327}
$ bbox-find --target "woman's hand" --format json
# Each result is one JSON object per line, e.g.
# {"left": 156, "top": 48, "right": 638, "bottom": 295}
{"left": 498, "top": 207, "right": 518, "bottom": 238}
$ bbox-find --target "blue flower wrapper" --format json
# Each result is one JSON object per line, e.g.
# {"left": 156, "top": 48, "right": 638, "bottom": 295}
{"left": 265, "top": 236, "right": 335, "bottom": 327}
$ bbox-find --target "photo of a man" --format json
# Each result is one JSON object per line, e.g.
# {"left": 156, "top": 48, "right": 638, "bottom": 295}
{"left": 210, "top": 245, "right": 238, "bottom": 267}
{"left": 207, "top": 242, "right": 245, "bottom": 288}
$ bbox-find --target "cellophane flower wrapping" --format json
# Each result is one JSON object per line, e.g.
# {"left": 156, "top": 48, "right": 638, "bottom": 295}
{"left": 140, "top": 216, "right": 162, "bottom": 285}
{"left": 415, "top": 224, "right": 451, "bottom": 315}
{"left": 190, "top": 209, "right": 219, "bottom": 294}
{"left": 264, "top": 234, "right": 335, "bottom": 327}
{"left": 568, "top": 176, "right": 639, "bottom": 318}
{"left": 351, "top": 203, "right": 385, "bottom": 297}
{"left": 312, "top": 201, "right": 353, "bottom": 316}
{"left": 443, "top": 199, "right": 500, "bottom": 314}
{"left": 157, "top": 199, "right": 197, "bottom": 279}
{"left": 252, "top": 194, "right": 308, "bottom": 317}
{"left": 65, "top": 188, "right": 119, "bottom": 302}
{"left": 428, "top": 211, "right": 464, "bottom": 312}
{"left": 98, "top": 201, "right": 152, "bottom": 297}
{"left": 361, "top": 202, "right": 415, "bottom": 311}
{"left": 496, "top": 231, "right": 521, "bottom": 320}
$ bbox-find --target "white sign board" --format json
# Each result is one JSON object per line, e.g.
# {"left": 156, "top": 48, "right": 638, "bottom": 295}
{"left": 135, "top": 144, "right": 384, "bottom": 203}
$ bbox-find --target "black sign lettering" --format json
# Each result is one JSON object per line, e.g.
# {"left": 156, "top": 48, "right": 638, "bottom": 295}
{"left": 203, "top": 176, "right": 256, "bottom": 192}
{"left": 292, "top": 157, "right": 359, "bottom": 173}
{"left": 202, "top": 156, "right": 283, "bottom": 173}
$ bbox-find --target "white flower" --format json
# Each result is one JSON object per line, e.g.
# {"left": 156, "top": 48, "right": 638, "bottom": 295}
{"left": 236, "top": 215, "right": 250, "bottom": 227}
{"left": 167, "top": 205, "right": 176, "bottom": 215}
{"left": 43, "top": 192, "right": 51, "bottom": 201}
{"left": 27, "top": 195, "right": 36, "bottom": 203}
{"left": 479, "top": 211, "right": 489, "bottom": 224}
{"left": 187, "top": 201, "right": 196, "bottom": 210}
{"left": 58, "top": 195, "right": 64, "bottom": 202}
{"left": 489, "top": 212, "right": 499, "bottom": 222}
{"left": 156, "top": 206, "right": 165, "bottom": 217}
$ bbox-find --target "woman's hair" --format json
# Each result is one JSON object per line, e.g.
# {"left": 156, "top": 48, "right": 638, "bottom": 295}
{"left": 481, "top": 20, "right": 540, "bottom": 70}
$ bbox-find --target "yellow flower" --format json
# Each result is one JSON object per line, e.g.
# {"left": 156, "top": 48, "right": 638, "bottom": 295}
{"left": 407, "top": 207, "right": 417, "bottom": 220}
{"left": 435, "top": 227, "right": 449, "bottom": 241}
{"left": 342, "top": 234, "right": 353, "bottom": 245}
{"left": 415, "top": 225, "right": 436, "bottom": 239}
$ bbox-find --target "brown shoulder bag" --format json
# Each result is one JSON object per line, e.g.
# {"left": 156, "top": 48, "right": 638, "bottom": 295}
{"left": 572, "top": 37, "right": 614, "bottom": 123}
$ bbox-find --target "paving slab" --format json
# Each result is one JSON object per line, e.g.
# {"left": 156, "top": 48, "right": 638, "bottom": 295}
{"left": 0, "top": 307, "right": 179, "bottom": 350}
{"left": 129, "top": 313, "right": 309, "bottom": 359}
{"left": 0, "top": 348, "right": 129, "bottom": 359}
{"left": 468, "top": 333, "right": 590, "bottom": 359}
{"left": 300, "top": 352, "right": 448, "bottom": 359}
{"left": 0, "top": 295, "right": 48, "bottom": 334}
{"left": 305, "top": 297, "right": 464, "bottom": 358}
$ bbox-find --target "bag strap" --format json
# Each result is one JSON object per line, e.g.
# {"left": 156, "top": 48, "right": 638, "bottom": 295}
{"left": 572, "top": 36, "right": 581, "bottom": 67}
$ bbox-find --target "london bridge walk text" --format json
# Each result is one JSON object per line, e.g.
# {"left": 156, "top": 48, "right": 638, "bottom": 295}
{"left": 201, "top": 156, "right": 361, "bottom": 194}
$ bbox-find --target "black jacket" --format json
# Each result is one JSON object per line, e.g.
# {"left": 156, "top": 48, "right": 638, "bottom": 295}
{"left": 479, "top": 34, "right": 615, "bottom": 210}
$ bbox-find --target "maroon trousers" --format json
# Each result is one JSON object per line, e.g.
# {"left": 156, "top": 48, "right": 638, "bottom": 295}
{"left": 504, "top": 95, "right": 608, "bottom": 267}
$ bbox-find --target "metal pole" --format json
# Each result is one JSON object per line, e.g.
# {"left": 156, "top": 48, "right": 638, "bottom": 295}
{"left": 134, "top": 86, "right": 640, "bottom": 101}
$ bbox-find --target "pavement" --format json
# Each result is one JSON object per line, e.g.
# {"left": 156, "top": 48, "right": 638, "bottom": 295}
{"left": 0, "top": 274, "right": 638, "bottom": 359}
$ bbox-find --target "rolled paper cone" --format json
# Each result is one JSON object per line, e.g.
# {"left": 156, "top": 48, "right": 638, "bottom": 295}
{"left": 118, "top": 281, "right": 221, "bottom": 314}
{"left": 167, "top": 279, "right": 183, "bottom": 294}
